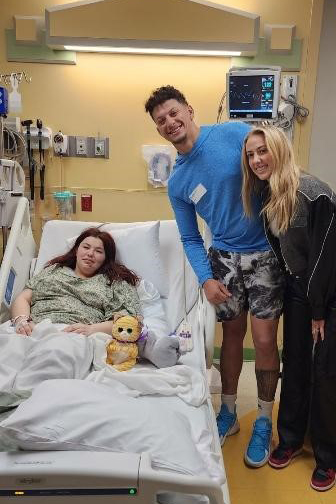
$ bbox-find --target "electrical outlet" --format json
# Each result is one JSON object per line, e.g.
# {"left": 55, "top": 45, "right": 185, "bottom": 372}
{"left": 76, "top": 136, "right": 87, "bottom": 156}
{"left": 94, "top": 139, "right": 105, "bottom": 156}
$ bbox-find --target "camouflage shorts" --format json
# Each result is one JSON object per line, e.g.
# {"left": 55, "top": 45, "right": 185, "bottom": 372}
{"left": 208, "top": 248, "right": 285, "bottom": 321}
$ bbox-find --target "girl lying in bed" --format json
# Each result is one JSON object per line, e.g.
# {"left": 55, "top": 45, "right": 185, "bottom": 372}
{"left": 11, "top": 227, "right": 141, "bottom": 337}
{"left": 10, "top": 227, "right": 179, "bottom": 368}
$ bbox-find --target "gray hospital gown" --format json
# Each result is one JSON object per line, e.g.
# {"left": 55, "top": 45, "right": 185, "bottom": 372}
{"left": 26, "top": 265, "right": 141, "bottom": 324}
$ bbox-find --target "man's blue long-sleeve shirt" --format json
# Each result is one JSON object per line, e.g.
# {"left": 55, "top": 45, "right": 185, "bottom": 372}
{"left": 168, "top": 122, "right": 269, "bottom": 286}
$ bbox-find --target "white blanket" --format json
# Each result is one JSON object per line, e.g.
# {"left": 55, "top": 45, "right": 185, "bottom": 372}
{"left": 0, "top": 321, "right": 206, "bottom": 408}
{"left": 87, "top": 365, "right": 206, "bottom": 407}
{"left": 89, "top": 332, "right": 207, "bottom": 406}
{"left": 0, "top": 379, "right": 214, "bottom": 483}
{"left": 0, "top": 320, "right": 92, "bottom": 406}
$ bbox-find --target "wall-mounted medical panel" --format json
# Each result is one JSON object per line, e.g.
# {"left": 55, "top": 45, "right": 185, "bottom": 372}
{"left": 67, "top": 136, "right": 109, "bottom": 159}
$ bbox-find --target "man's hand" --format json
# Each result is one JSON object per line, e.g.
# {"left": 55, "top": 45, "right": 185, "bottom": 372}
{"left": 63, "top": 323, "right": 95, "bottom": 336}
{"left": 203, "top": 278, "right": 231, "bottom": 305}
{"left": 312, "top": 319, "right": 325, "bottom": 342}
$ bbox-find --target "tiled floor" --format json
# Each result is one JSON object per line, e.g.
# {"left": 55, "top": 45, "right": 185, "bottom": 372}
{"left": 212, "top": 362, "right": 335, "bottom": 504}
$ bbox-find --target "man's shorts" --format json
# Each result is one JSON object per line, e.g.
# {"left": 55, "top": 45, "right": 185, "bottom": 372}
{"left": 208, "top": 247, "right": 285, "bottom": 321}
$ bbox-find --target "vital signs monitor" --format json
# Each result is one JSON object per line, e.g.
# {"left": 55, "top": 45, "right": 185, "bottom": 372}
{"left": 227, "top": 67, "right": 281, "bottom": 121}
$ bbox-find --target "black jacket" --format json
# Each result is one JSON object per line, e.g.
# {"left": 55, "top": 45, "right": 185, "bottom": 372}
{"left": 264, "top": 174, "right": 336, "bottom": 320}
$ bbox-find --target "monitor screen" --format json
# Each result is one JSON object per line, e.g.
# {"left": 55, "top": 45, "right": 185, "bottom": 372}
{"left": 227, "top": 70, "right": 280, "bottom": 120}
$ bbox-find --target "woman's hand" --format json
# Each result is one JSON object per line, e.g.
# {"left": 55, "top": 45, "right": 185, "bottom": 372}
{"left": 312, "top": 319, "right": 325, "bottom": 342}
{"left": 203, "top": 279, "right": 231, "bottom": 305}
{"left": 63, "top": 323, "right": 96, "bottom": 336}
{"left": 11, "top": 289, "right": 33, "bottom": 336}
{"left": 15, "top": 320, "right": 35, "bottom": 336}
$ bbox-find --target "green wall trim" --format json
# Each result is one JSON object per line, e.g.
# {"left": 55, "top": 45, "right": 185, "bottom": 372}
{"left": 6, "top": 29, "right": 76, "bottom": 65}
{"left": 232, "top": 37, "right": 302, "bottom": 71}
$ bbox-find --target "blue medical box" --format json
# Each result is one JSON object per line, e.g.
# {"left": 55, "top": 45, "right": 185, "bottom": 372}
{"left": 0, "top": 86, "right": 9, "bottom": 115}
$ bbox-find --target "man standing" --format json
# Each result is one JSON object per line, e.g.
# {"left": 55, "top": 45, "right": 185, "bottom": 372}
{"left": 145, "top": 85, "right": 284, "bottom": 468}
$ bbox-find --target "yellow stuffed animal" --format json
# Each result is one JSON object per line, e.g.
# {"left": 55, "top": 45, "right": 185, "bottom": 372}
{"left": 106, "top": 314, "right": 142, "bottom": 371}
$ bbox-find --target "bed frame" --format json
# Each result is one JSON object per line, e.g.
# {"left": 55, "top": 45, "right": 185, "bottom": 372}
{"left": 0, "top": 197, "right": 228, "bottom": 504}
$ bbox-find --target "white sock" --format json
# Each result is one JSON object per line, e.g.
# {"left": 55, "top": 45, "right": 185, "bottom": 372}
{"left": 257, "top": 398, "right": 273, "bottom": 421}
{"left": 221, "top": 394, "right": 237, "bottom": 414}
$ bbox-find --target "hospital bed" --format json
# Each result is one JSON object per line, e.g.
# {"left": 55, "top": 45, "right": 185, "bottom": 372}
{"left": 0, "top": 197, "right": 228, "bottom": 504}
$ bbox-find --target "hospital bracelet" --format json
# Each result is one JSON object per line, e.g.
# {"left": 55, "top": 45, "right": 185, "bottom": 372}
{"left": 11, "top": 314, "right": 32, "bottom": 326}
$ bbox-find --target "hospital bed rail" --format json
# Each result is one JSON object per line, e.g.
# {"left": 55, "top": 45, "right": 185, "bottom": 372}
{"left": 0, "top": 197, "right": 36, "bottom": 323}
{"left": 199, "top": 287, "right": 217, "bottom": 370}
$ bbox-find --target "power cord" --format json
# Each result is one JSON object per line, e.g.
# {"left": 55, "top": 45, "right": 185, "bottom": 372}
{"left": 275, "top": 94, "right": 309, "bottom": 130}
{"left": 284, "top": 94, "right": 309, "bottom": 122}
{"left": 216, "top": 91, "right": 226, "bottom": 123}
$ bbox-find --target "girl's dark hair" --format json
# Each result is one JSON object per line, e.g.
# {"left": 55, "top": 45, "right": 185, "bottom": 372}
{"left": 47, "top": 227, "right": 139, "bottom": 286}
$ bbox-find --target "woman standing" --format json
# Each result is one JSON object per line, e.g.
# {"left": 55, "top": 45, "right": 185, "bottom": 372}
{"left": 242, "top": 126, "right": 336, "bottom": 492}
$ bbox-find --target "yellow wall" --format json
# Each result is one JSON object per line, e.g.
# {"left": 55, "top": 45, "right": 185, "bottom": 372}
{"left": 0, "top": 0, "right": 325, "bottom": 347}
{"left": 0, "top": 0, "right": 324, "bottom": 231}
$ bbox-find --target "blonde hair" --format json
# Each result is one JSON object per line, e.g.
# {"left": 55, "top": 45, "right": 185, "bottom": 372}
{"left": 242, "top": 126, "right": 301, "bottom": 233}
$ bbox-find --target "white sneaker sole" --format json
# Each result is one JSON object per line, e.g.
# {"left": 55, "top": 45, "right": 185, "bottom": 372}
{"left": 219, "top": 419, "right": 240, "bottom": 446}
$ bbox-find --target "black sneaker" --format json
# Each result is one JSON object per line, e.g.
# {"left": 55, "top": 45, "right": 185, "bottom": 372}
{"left": 311, "top": 467, "right": 336, "bottom": 491}
{"left": 269, "top": 445, "right": 303, "bottom": 469}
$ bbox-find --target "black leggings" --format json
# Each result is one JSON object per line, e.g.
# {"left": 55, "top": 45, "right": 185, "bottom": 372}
{"left": 277, "top": 276, "right": 336, "bottom": 469}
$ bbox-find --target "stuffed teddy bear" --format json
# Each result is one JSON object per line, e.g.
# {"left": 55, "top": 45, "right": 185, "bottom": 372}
{"left": 106, "top": 314, "right": 143, "bottom": 371}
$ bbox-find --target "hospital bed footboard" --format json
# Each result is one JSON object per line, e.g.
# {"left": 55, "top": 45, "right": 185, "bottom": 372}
{"left": 0, "top": 451, "right": 225, "bottom": 504}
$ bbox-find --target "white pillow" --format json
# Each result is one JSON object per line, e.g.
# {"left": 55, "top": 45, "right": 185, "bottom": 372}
{"left": 0, "top": 379, "right": 207, "bottom": 477}
{"left": 66, "top": 222, "right": 168, "bottom": 298}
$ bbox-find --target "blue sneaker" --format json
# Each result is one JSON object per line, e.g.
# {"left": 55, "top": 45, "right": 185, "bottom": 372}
{"left": 216, "top": 404, "right": 240, "bottom": 446}
{"left": 244, "top": 416, "right": 272, "bottom": 467}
